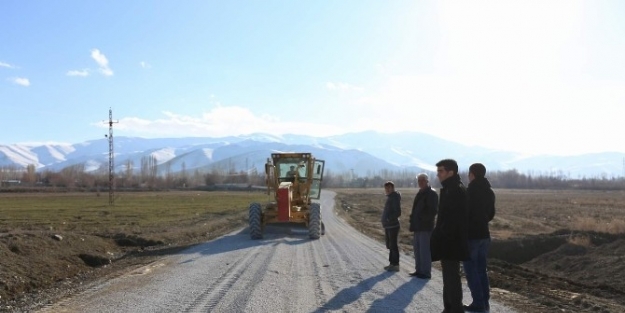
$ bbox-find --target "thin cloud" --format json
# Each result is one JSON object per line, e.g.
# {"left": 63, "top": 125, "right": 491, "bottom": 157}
{"left": 0, "top": 61, "right": 16, "bottom": 69}
{"left": 140, "top": 61, "right": 151, "bottom": 69}
{"left": 326, "top": 82, "right": 364, "bottom": 92}
{"left": 66, "top": 69, "right": 90, "bottom": 77}
{"left": 11, "top": 77, "right": 30, "bottom": 86}
{"left": 17, "top": 141, "right": 74, "bottom": 146}
{"left": 91, "top": 49, "right": 113, "bottom": 76}
{"left": 98, "top": 106, "right": 343, "bottom": 138}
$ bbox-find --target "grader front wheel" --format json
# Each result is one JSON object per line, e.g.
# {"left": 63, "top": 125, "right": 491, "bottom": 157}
{"left": 309, "top": 203, "right": 321, "bottom": 239}
{"left": 249, "top": 203, "right": 263, "bottom": 239}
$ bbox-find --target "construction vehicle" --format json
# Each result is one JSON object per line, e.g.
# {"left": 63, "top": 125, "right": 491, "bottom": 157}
{"left": 249, "top": 152, "right": 325, "bottom": 239}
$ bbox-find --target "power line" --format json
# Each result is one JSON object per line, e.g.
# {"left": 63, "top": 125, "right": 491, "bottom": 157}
{"left": 104, "top": 108, "right": 119, "bottom": 205}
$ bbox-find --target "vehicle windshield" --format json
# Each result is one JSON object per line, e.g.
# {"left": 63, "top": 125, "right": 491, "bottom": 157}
{"left": 277, "top": 159, "right": 306, "bottom": 180}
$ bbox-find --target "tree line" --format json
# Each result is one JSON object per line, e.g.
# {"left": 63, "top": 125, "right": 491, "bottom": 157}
{"left": 0, "top": 162, "right": 623, "bottom": 191}
{"left": 326, "top": 168, "right": 625, "bottom": 191}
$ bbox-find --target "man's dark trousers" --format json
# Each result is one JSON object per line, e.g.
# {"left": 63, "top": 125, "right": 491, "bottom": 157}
{"left": 385, "top": 227, "right": 400, "bottom": 265}
{"left": 441, "top": 259, "right": 463, "bottom": 313}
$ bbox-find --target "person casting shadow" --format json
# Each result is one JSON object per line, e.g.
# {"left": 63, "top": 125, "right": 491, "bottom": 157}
{"left": 381, "top": 181, "right": 402, "bottom": 272}
{"left": 462, "top": 163, "right": 496, "bottom": 313}
{"left": 409, "top": 173, "right": 438, "bottom": 279}
{"left": 430, "top": 159, "right": 469, "bottom": 313}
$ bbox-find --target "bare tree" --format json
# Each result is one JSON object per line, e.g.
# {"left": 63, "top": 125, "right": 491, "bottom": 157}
{"left": 140, "top": 155, "right": 158, "bottom": 187}
{"left": 164, "top": 161, "right": 172, "bottom": 188}
{"left": 123, "top": 159, "right": 134, "bottom": 187}
{"left": 22, "top": 164, "right": 37, "bottom": 185}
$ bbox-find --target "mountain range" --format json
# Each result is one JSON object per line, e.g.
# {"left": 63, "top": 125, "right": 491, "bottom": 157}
{"left": 1, "top": 131, "right": 623, "bottom": 179}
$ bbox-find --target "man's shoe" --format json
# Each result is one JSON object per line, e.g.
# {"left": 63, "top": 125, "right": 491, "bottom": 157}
{"left": 463, "top": 304, "right": 486, "bottom": 312}
{"left": 386, "top": 265, "right": 399, "bottom": 272}
{"left": 415, "top": 273, "right": 431, "bottom": 279}
{"left": 408, "top": 271, "right": 419, "bottom": 277}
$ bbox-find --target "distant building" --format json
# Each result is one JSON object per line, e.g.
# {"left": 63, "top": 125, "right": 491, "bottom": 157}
{"left": 1, "top": 180, "right": 21, "bottom": 187}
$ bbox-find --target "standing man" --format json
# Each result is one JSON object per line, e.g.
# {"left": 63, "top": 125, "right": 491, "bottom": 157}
{"left": 409, "top": 173, "right": 438, "bottom": 279}
{"left": 463, "top": 163, "right": 496, "bottom": 313}
{"left": 431, "top": 159, "right": 469, "bottom": 313}
{"left": 381, "top": 181, "right": 402, "bottom": 272}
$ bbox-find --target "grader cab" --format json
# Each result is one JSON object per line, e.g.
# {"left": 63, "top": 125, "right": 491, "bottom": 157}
{"left": 248, "top": 152, "right": 325, "bottom": 239}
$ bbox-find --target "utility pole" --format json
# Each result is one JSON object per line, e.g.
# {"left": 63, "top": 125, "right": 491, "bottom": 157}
{"left": 104, "top": 108, "right": 119, "bottom": 205}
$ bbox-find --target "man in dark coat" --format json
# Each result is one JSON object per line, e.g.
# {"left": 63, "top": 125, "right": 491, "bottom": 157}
{"left": 462, "top": 163, "right": 496, "bottom": 313}
{"left": 381, "top": 181, "right": 401, "bottom": 272}
{"left": 409, "top": 173, "right": 438, "bottom": 279}
{"left": 431, "top": 159, "right": 469, "bottom": 313}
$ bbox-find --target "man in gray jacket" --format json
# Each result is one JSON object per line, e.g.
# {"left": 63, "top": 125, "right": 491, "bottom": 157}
{"left": 409, "top": 173, "right": 438, "bottom": 279}
{"left": 382, "top": 181, "right": 402, "bottom": 272}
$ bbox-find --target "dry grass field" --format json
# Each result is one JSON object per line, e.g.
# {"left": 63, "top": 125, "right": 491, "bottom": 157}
{"left": 1, "top": 188, "right": 625, "bottom": 312}
{"left": 334, "top": 187, "right": 625, "bottom": 313}
{"left": 0, "top": 190, "right": 271, "bottom": 311}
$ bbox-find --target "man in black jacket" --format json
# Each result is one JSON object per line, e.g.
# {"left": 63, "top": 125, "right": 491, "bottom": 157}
{"left": 431, "top": 159, "right": 469, "bottom": 313}
{"left": 409, "top": 173, "right": 438, "bottom": 279}
{"left": 462, "top": 163, "right": 496, "bottom": 313}
{"left": 381, "top": 181, "right": 401, "bottom": 272}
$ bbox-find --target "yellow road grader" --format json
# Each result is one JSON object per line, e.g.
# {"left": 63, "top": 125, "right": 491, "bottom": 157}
{"left": 249, "top": 152, "right": 325, "bottom": 239}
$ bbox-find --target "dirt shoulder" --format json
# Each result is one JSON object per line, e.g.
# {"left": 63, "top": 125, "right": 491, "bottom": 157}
{"left": 0, "top": 214, "right": 248, "bottom": 312}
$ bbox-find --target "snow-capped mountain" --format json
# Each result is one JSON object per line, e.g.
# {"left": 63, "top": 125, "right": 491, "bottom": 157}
{"left": 0, "top": 132, "right": 623, "bottom": 179}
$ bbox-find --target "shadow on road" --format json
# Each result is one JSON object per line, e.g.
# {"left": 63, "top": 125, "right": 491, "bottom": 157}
{"left": 118, "top": 223, "right": 317, "bottom": 266}
{"left": 311, "top": 272, "right": 393, "bottom": 313}
{"left": 169, "top": 224, "right": 314, "bottom": 263}
{"left": 366, "top": 278, "right": 427, "bottom": 312}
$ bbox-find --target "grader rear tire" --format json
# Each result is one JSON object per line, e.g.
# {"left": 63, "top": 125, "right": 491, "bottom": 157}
{"left": 309, "top": 203, "right": 321, "bottom": 239}
{"left": 249, "top": 203, "right": 263, "bottom": 239}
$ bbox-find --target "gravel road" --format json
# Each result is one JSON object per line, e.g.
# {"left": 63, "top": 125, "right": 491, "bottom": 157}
{"left": 38, "top": 191, "right": 517, "bottom": 313}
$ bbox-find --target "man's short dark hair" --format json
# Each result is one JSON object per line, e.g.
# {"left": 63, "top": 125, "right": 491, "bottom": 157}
{"left": 435, "top": 159, "right": 458, "bottom": 174}
{"left": 469, "top": 163, "right": 487, "bottom": 178}
{"left": 384, "top": 181, "right": 395, "bottom": 188}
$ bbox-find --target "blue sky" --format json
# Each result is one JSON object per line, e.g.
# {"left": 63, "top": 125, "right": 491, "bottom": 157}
{"left": 1, "top": 1, "right": 624, "bottom": 156}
